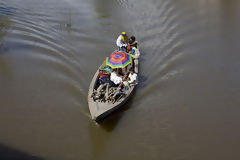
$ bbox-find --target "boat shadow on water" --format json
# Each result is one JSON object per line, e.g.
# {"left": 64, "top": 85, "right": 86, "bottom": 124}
{"left": 88, "top": 90, "right": 136, "bottom": 158}
{"left": 98, "top": 88, "right": 136, "bottom": 128}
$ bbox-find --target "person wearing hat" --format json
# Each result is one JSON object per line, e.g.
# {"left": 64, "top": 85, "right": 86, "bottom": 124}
{"left": 116, "top": 32, "right": 128, "bottom": 50}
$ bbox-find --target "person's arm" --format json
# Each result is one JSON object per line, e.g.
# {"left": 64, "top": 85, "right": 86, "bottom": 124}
{"left": 131, "top": 54, "right": 137, "bottom": 59}
{"left": 130, "top": 41, "right": 138, "bottom": 48}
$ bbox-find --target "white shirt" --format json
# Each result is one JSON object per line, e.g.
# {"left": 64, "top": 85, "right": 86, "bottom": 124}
{"left": 110, "top": 72, "right": 122, "bottom": 85}
{"left": 131, "top": 47, "right": 140, "bottom": 59}
{"left": 128, "top": 73, "right": 137, "bottom": 83}
{"left": 116, "top": 35, "right": 127, "bottom": 48}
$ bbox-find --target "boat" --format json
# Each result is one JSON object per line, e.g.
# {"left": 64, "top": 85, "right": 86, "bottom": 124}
{"left": 88, "top": 49, "right": 139, "bottom": 122}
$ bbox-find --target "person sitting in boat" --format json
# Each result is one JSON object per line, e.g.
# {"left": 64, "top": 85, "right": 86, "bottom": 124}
{"left": 94, "top": 69, "right": 111, "bottom": 100}
{"left": 98, "top": 61, "right": 112, "bottom": 84}
{"left": 123, "top": 77, "right": 130, "bottom": 91}
{"left": 118, "top": 76, "right": 130, "bottom": 91}
{"left": 98, "top": 69, "right": 110, "bottom": 84}
{"left": 128, "top": 69, "right": 137, "bottom": 84}
{"left": 116, "top": 32, "right": 128, "bottom": 51}
{"left": 110, "top": 69, "right": 122, "bottom": 86}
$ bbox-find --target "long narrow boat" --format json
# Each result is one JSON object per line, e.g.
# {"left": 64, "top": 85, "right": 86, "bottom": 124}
{"left": 88, "top": 51, "right": 139, "bottom": 122}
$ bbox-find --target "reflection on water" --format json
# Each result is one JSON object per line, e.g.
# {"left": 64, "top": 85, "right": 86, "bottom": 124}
{"left": 88, "top": 117, "right": 120, "bottom": 159}
{"left": 0, "top": 0, "right": 240, "bottom": 160}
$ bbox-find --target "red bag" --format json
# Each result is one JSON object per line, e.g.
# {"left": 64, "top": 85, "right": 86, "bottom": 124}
{"left": 126, "top": 45, "right": 131, "bottom": 53}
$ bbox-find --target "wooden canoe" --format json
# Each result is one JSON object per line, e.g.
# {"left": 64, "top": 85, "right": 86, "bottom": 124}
{"left": 88, "top": 58, "right": 138, "bottom": 122}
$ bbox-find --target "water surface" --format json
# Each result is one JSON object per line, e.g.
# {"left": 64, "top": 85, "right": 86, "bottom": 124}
{"left": 0, "top": 0, "right": 240, "bottom": 160}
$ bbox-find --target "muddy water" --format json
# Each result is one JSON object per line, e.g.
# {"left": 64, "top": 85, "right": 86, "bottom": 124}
{"left": 0, "top": 0, "right": 240, "bottom": 160}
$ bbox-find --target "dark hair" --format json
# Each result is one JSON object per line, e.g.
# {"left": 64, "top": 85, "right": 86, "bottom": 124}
{"left": 130, "top": 36, "right": 135, "bottom": 41}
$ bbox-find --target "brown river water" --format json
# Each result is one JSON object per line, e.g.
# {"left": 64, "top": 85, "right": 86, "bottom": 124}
{"left": 0, "top": 0, "right": 240, "bottom": 160}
